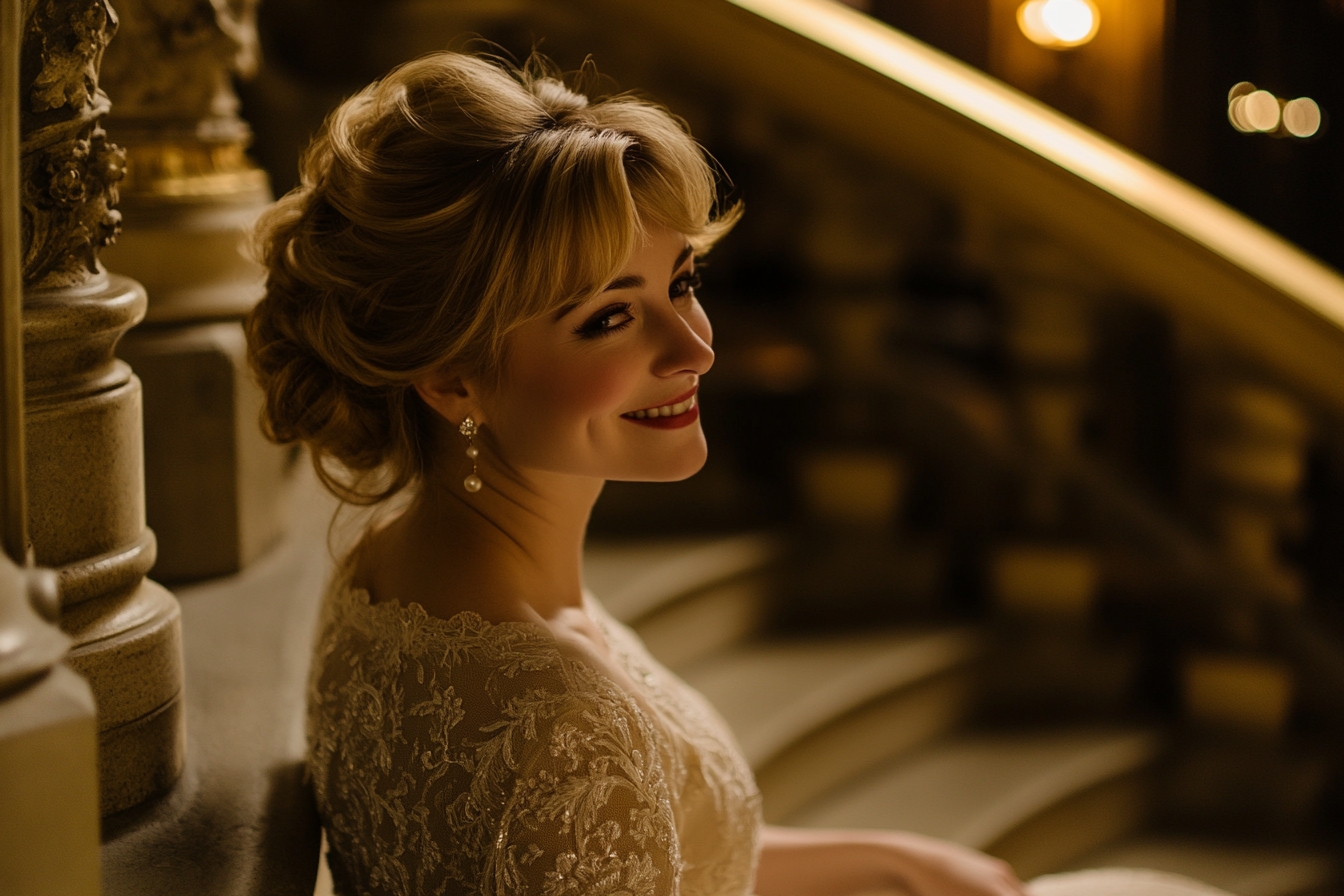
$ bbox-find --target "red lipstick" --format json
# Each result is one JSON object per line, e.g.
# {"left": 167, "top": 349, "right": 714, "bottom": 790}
{"left": 625, "top": 403, "right": 700, "bottom": 429}
{"left": 622, "top": 386, "right": 700, "bottom": 429}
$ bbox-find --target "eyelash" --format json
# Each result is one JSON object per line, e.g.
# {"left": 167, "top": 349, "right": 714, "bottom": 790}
{"left": 574, "top": 269, "right": 702, "bottom": 339}
{"left": 575, "top": 302, "right": 634, "bottom": 338}
{"left": 671, "top": 270, "right": 702, "bottom": 300}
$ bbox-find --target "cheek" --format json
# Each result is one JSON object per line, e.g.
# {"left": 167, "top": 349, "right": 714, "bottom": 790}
{"left": 555, "top": 359, "right": 633, "bottom": 418}
{"left": 505, "top": 345, "right": 638, "bottom": 431}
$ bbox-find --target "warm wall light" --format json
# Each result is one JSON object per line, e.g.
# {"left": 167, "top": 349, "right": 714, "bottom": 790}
{"left": 1017, "top": 0, "right": 1100, "bottom": 49}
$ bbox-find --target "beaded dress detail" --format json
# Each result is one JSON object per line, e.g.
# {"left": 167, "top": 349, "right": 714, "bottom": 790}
{"left": 306, "top": 563, "right": 763, "bottom": 896}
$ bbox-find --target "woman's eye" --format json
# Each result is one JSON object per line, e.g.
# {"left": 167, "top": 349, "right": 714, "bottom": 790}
{"left": 670, "top": 270, "right": 702, "bottom": 301}
{"left": 576, "top": 303, "right": 634, "bottom": 338}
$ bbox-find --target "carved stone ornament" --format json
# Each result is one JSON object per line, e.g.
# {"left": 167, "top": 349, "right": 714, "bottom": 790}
{"left": 99, "top": 0, "right": 259, "bottom": 140}
{"left": 20, "top": 0, "right": 126, "bottom": 291}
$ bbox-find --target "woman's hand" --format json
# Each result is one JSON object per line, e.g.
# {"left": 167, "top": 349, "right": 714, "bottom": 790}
{"left": 755, "top": 825, "right": 1027, "bottom": 896}
{"left": 883, "top": 830, "right": 1027, "bottom": 896}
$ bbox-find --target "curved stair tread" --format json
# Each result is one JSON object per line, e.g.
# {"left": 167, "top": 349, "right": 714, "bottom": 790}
{"left": 792, "top": 727, "right": 1161, "bottom": 849}
{"left": 681, "top": 628, "right": 980, "bottom": 768}
{"left": 633, "top": 575, "right": 770, "bottom": 671}
{"left": 1067, "top": 837, "right": 1338, "bottom": 896}
{"left": 1030, "top": 868, "right": 1235, "bottom": 896}
{"left": 584, "top": 533, "right": 777, "bottom": 624}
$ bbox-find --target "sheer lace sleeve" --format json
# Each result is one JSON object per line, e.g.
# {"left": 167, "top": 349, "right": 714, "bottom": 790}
{"left": 307, "top": 582, "right": 682, "bottom": 896}
{"left": 487, "top": 663, "right": 682, "bottom": 896}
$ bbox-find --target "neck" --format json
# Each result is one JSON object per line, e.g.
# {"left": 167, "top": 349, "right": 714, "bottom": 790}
{"left": 406, "top": 456, "right": 604, "bottom": 619}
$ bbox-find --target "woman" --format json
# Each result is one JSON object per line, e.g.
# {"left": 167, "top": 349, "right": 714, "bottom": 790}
{"left": 248, "top": 50, "right": 1027, "bottom": 896}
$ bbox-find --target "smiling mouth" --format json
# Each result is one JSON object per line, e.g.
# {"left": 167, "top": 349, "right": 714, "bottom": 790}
{"left": 622, "top": 393, "right": 697, "bottom": 419}
{"left": 620, "top": 387, "right": 700, "bottom": 429}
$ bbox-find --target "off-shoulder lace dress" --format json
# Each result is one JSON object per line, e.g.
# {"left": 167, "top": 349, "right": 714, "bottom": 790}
{"left": 306, "top": 563, "right": 763, "bottom": 896}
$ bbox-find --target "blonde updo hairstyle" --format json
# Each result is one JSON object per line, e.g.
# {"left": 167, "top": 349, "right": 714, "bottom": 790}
{"left": 247, "top": 51, "right": 739, "bottom": 504}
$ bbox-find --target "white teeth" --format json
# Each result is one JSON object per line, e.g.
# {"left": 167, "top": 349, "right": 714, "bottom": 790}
{"left": 626, "top": 395, "right": 696, "bottom": 419}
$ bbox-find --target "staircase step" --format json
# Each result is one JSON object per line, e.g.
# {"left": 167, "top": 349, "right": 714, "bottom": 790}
{"left": 683, "top": 628, "right": 981, "bottom": 821}
{"left": 584, "top": 533, "right": 777, "bottom": 624}
{"left": 634, "top": 573, "right": 771, "bottom": 671}
{"left": 1066, "top": 836, "right": 1339, "bottom": 896}
{"left": 1030, "top": 868, "right": 1237, "bottom": 896}
{"left": 791, "top": 727, "right": 1162, "bottom": 880}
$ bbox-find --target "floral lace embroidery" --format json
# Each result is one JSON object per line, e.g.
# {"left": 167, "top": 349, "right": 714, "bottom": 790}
{"left": 306, "top": 567, "right": 762, "bottom": 896}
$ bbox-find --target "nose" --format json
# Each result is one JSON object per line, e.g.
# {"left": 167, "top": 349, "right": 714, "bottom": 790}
{"left": 650, "top": 303, "right": 714, "bottom": 378}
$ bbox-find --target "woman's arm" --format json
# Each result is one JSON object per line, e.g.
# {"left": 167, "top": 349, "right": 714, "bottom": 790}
{"left": 754, "top": 825, "right": 1028, "bottom": 896}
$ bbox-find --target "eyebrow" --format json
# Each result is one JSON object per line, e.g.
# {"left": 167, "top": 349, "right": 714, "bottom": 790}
{"left": 670, "top": 243, "right": 695, "bottom": 277}
{"left": 552, "top": 242, "right": 695, "bottom": 321}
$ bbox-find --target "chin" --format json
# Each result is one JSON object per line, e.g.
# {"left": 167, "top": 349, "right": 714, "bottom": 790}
{"left": 663, "top": 452, "right": 710, "bottom": 482}
{"left": 612, "top": 441, "right": 709, "bottom": 483}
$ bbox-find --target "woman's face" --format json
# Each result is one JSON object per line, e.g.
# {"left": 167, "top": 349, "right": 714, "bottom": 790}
{"left": 480, "top": 224, "right": 714, "bottom": 483}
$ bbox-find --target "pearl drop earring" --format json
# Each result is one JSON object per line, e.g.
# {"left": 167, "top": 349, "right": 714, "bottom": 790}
{"left": 459, "top": 416, "right": 482, "bottom": 493}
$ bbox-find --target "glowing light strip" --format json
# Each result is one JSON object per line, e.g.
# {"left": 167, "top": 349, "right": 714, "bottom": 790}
{"left": 727, "top": 0, "right": 1344, "bottom": 330}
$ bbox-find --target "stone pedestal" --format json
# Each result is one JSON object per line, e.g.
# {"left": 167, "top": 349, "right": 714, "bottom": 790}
{"left": 119, "top": 321, "right": 299, "bottom": 581}
{"left": 0, "top": 664, "right": 102, "bottom": 896}
{"left": 0, "top": 548, "right": 100, "bottom": 896}
{"left": 105, "top": 177, "right": 270, "bottom": 325}
{"left": 106, "top": 185, "right": 297, "bottom": 582}
{"left": 98, "top": 0, "right": 297, "bottom": 582}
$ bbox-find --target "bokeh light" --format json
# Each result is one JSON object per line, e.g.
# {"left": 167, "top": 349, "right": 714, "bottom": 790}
{"left": 1226, "top": 82, "right": 1324, "bottom": 138}
{"left": 1226, "top": 82, "right": 1257, "bottom": 133}
{"left": 1282, "top": 97, "right": 1322, "bottom": 138}
{"left": 1017, "top": 0, "right": 1100, "bottom": 49}
{"left": 1227, "top": 98, "right": 1254, "bottom": 133}
{"left": 1241, "top": 90, "right": 1282, "bottom": 132}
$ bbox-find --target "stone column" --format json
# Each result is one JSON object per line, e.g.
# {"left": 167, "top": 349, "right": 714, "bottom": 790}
{"left": 20, "top": 0, "right": 185, "bottom": 814}
{"left": 98, "top": 0, "right": 297, "bottom": 583}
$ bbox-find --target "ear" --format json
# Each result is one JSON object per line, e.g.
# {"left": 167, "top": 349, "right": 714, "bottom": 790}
{"left": 413, "top": 366, "right": 482, "bottom": 428}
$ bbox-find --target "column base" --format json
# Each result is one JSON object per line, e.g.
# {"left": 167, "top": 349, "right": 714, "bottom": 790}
{"left": 63, "top": 578, "right": 185, "bottom": 815}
